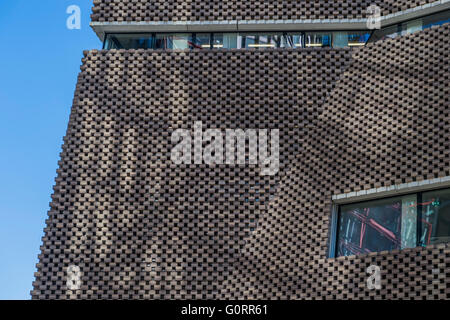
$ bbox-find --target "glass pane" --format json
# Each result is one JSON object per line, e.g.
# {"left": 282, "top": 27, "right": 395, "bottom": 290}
{"left": 422, "top": 9, "right": 450, "bottom": 28}
{"left": 333, "top": 32, "right": 370, "bottom": 48}
{"left": 104, "top": 34, "right": 153, "bottom": 49}
{"left": 305, "top": 32, "right": 331, "bottom": 47}
{"left": 401, "top": 194, "right": 417, "bottom": 249}
{"left": 337, "top": 195, "right": 417, "bottom": 257}
{"left": 369, "top": 25, "right": 400, "bottom": 42}
{"left": 240, "top": 33, "right": 284, "bottom": 48}
{"left": 369, "top": 10, "right": 450, "bottom": 42}
{"left": 154, "top": 34, "right": 191, "bottom": 50}
{"left": 285, "top": 33, "right": 303, "bottom": 48}
{"left": 193, "top": 33, "right": 211, "bottom": 49}
{"left": 212, "top": 33, "right": 238, "bottom": 49}
{"left": 241, "top": 34, "right": 256, "bottom": 48}
{"left": 406, "top": 19, "right": 423, "bottom": 34}
{"left": 421, "top": 189, "right": 450, "bottom": 246}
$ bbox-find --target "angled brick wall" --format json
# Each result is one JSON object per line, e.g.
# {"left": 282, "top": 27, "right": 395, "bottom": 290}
{"left": 33, "top": 15, "right": 450, "bottom": 297}
{"left": 91, "top": 0, "right": 438, "bottom": 22}
{"left": 220, "top": 24, "right": 450, "bottom": 299}
{"left": 32, "top": 48, "right": 351, "bottom": 299}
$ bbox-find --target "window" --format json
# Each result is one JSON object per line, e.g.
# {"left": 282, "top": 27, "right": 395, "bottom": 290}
{"left": 285, "top": 33, "right": 304, "bottom": 48}
{"left": 370, "top": 9, "right": 450, "bottom": 42}
{"left": 421, "top": 189, "right": 450, "bottom": 245}
{"left": 154, "top": 33, "right": 192, "bottom": 49}
{"left": 212, "top": 33, "right": 238, "bottom": 49}
{"left": 336, "top": 195, "right": 416, "bottom": 257}
{"left": 193, "top": 33, "right": 211, "bottom": 49}
{"left": 102, "top": 9, "right": 450, "bottom": 50}
{"left": 240, "top": 33, "right": 286, "bottom": 48}
{"left": 369, "top": 24, "right": 400, "bottom": 42}
{"left": 331, "top": 188, "right": 450, "bottom": 257}
{"left": 422, "top": 9, "right": 450, "bottom": 28}
{"left": 103, "top": 31, "right": 370, "bottom": 50}
{"left": 104, "top": 33, "right": 153, "bottom": 49}
{"left": 333, "top": 31, "right": 370, "bottom": 48}
{"left": 305, "top": 32, "right": 331, "bottom": 47}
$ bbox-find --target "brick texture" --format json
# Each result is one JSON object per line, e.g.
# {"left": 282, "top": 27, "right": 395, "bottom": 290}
{"left": 32, "top": 23, "right": 450, "bottom": 299}
{"left": 91, "top": 0, "right": 438, "bottom": 22}
{"left": 221, "top": 24, "right": 450, "bottom": 299}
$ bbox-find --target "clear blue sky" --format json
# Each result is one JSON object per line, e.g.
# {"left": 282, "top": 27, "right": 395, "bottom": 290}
{"left": 0, "top": 0, "right": 101, "bottom": 299}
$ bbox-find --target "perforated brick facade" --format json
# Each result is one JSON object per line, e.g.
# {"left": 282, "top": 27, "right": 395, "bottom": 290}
{"left": 91, "top": 0, "right": 438, "bottom": 22}
{"left": 221, "top": 24, "right": 450, "bottom": 299}
{"left": 32, "top": 3, "right": 450, "bottom": 299}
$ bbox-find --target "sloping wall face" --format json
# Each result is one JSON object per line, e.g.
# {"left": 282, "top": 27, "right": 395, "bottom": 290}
{"left": 220, "top": 24, "right": 450, "bottom": 299}
{"left": 91, "top": 0, "right": 437, "bottom": 22}
{"left": 31, "top": 48, "right": 351, "bottom": 299}
{"left": 32, "top": 22, "right": 450, "bottom": 299}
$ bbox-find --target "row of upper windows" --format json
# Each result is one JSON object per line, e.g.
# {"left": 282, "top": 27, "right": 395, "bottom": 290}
{"left": 104, "top": 31, "right": 370, "bottom": 50}
{"left": 103, "top": 9, "right": 449, "bottom": 50}
{"left": 370, "top": 8, "right": 450, "bottom": 42}
{"left": 331, "top": 187, "right": 450, "bottom": 258}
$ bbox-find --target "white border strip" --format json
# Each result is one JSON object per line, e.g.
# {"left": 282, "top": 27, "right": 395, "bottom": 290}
{"left": 332, "top": 176, "right": 450, "bottom": 204}
{"left": 90, "top": 0, "right": 450, "bottom": 41}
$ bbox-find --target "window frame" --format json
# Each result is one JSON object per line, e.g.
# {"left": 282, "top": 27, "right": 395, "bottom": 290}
{"left": 328, "top": 186, "right": 450, "bottom": 258}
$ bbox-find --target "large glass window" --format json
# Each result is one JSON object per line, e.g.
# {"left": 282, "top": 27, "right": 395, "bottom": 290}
{"left": 334, "top": 188, "right": 450, "bottom": 257}
{"left": 421, "top": 189, "right": 450, "bottom": 246}
{"left": 240, "top": 33, "right": 286, "bottom": 48}
{"left": 422, "top": 9, "right": 450, "bottom": 28}
{"left": 154, "top": 33, "right": 192, "bottom": 50}
{"left": 305, "top": 32, "right": 331, "bottom": 47}
{"left": 193, "top": 33, "right": 211, "bottom": 49}
{"left": 102, "top": 10, "right": 449, "bottom": 50}
{"left": 333, "top": 31, "right": 370, "bottom": 48}
{"left": 370, "top": 9, "right": 450, "bottom": 42}
{"left": 212, "top": 33, "right": 238, "bottom": 49}
{"left": 285, "top": 33, "right": 304, "bottom": 48}
{"left": 104, "top": 34, "right": 153, "bottom": 49}
{"left": 337, "top": 196, "right": 417, "bottom": 257}
{"left": 369, "top": 24, "right": 400, "bottom": 42}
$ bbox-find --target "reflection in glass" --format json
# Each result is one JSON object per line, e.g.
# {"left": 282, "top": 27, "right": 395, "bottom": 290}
{"left": 305, "top": 32, "right": 331, "bottom": 47}
{"left": 337, "top": 195, "right": 417, "bottom": 257}
{"left": 421, "top": 189, "right": 450, "bottom": 246}
{"left": 104, "top": 34, "right": 153, "bottom": 49}
{"left": 285, "top": 33, "right": 304, "bottom": 48}
{"left": 370, "top": 9, "right": 450, "bottom": 42}
{"left": 212, "top": 33, "right": 238, "bottom": 49}
{"left": 193, "top": 33, "right": 211, "bottom": 49}
{"left": 370, "top": 25, "right": 401, "bottom": 42}
{"left": 406, "top": 19, "right": 423, "bottom": 34}
{"left": 422, "top": 9, "right": 450, "bottom": 29}
{"left": 240, "top": 33, "right": 286, "bottom": 48}
{"left": 154, "top": 34, "right": 192, "bottom": 49}
{"left": 401, "top": 194, "right": 418, "bottom": 249}
{"left": 333, "top": 32, "right": 370, "bottom": 48}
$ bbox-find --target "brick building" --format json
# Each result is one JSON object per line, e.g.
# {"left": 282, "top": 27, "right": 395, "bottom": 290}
{"left": 32, "top": 1, "right": 450, "bottom": 299}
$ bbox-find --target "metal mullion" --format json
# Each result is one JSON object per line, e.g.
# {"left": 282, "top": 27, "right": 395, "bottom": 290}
{"left": 334, "top": 205, "right": 341, "bottom": 258}
{"left": 417, "top": 192, "right": 423, "bottom": 247}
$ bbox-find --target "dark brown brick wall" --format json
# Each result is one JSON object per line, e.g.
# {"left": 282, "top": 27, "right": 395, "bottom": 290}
{"left": 31, "top": 46, "right": 351, "bottom": 299}
{"left": 221, "top": 24, "right": 450, "bottom": 299}
{"left": 32, "top": 23, "right": 450, "bottom": 299}
{"left": 91, "top": 0, "right": 438, "bottom": 22}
